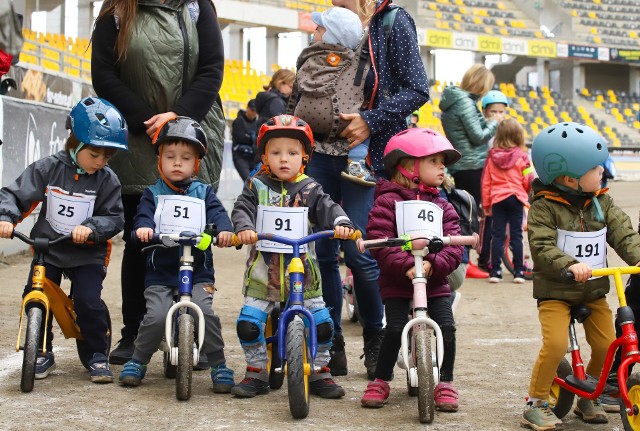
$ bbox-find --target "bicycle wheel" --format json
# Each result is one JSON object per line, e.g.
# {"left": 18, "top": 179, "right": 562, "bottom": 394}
{"left": 287, "top": 317, "right": 310, "bottom": 419}
{"left": 620, "top": 372, "right": 640, "bottom": 431}
{"left": 415, "top": 328, "right": 435, "bottom": 423}
{"left": 267, "top": 307, "right": 284, "bottom": 389}
{"left": 77, "top": 300, "right": 112, "bottom": 370}
{"left": 176, "top": 313, "right": 194, "bottom": 401}
{"left": 405, "top": 328, "right": 417, "bottom": 396}
{"left": 342, "top": 268, "right": 359, "bottom": 323}
{"left": 502, "top": 231, "right": 533, "bottom": 280}
{"left": 549, "top": 358, "right": 575, "bottom": 418}
{"left": 164, "top": 350, "right": 177, "bottom": 379}
{"left": 21, "top": 306, "right": 43, "bottom": 393}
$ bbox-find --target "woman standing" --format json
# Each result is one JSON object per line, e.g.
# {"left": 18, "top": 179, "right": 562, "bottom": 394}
{"left": 255, "top": 68, "right": 295, "bottom": 126}
{"left": 91, "top": 0, "right": 226, "bottom": 364}
{"left": 305, "top": 0, "right": 430, "bottom": 379}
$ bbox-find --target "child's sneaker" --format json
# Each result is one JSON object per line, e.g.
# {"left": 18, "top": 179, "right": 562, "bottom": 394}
{"left": 230, "top": 367, "right": 269, "bottom": 398}
{"left": 211, "top": 362, "right": 235, "bottom": 393}
{"left": 35, "top": 351, "right": 56, "bottom": 379}
{"left": 489, "top": 270, "right": 503, "bottom": 283}
{"left": 434, "top": 381, "right": 459, "bottom": 412}
{"left": 341, "top": 159, "right": 376, "bottom": 187}
{"left": 521, "top": 400, "right": 563, "bottom": 430}
{"left": 309, "top": 367, "right": 345, "bottom": 398}
{"left": 361, "top": 379, "right": 390, "bottom": 408}
{"left": 513, "top": 270, "right": 526, "bottom": 284}
{"left": 88, "top": 353, "right": 113, "bottom": 383}
{"left": 599, "top": 393, "right": 620, "bottom": 413}
{"left": 574, "top": 397, "right": 608, "bottom": 424}
{"left": 119, "top": 359, "right": 147, "bottom": 387}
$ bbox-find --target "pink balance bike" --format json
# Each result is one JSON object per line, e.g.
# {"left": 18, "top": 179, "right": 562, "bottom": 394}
{"left": 357, "top": 232, "right": 479, "bottom": 423}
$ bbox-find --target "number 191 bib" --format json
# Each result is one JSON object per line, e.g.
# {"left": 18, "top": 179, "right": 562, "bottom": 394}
{"left": 556, "top": 227, "right": 607, "bottom": 276}
{"left": 395, "top": 200, "right": 443, "bottom": 237}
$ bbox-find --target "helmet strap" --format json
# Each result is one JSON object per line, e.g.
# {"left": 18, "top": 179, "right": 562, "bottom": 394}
{"left": 70, "top": 142, "right": 87, "bottom": 175}
{"left": 397, "top": 159, "right": 421, "bottom": 186}
{"left": 157, "top": 145, "right": 190, "bottom": 194}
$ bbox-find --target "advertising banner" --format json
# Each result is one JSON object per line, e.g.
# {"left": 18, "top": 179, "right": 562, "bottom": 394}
{"left": 426, "top": 30, "right": 453, "bottom": 49}
{"left": 557, "top": 43, "right": 608, "bottom": 61}
{"left": 477, "top": 35, "right": 503, "bottom": 54}
{"left": 610, "top": 48, "right": 640, "bottom": 63}
{"left": 527, "top": 40, "right": 556, "bottom": 58}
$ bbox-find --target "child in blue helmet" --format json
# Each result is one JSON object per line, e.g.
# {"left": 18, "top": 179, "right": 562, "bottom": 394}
{"left": 118, "top": 116, "right": 236, "bottom": 393}
{"left": 521, "top": 122, "right": 640, "bottom": 430}
{"left": 0, "top": 96, "right": 128, "bottom": 383}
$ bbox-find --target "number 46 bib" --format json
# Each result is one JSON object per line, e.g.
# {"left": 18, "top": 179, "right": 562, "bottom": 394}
{"left": 395, "top": 200, "right": 443, "bottom": 237}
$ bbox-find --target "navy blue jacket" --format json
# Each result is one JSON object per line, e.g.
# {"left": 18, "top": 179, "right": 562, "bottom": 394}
{"left": 361, "top": 0, "right": 430, "bottom": 172}
{"left": 134, "top": 179, "right": 233, "bottom": 288}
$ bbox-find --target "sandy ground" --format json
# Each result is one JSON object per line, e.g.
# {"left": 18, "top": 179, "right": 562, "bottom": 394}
{"left": 1, "top": 181, "right": 639, "bottom": 431}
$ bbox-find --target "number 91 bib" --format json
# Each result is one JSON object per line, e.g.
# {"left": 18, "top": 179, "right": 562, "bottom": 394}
{"left": 256, "top": 205, "right": 308, "bottom": 253}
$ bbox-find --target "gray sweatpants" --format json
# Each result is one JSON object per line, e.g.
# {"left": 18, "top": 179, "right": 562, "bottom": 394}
{"left": 132, "top": 283, "right": 226, "bottom": 366}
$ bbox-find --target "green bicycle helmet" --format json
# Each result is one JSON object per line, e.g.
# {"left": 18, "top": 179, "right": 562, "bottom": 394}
{"left": 531, "top": 122, "right": 608, "bottom": 185}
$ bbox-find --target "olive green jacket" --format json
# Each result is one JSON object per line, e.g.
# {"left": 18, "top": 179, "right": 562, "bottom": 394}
{"left": 528, "top": 179, "right": 640, "bottom": 303}
{"left": 439, "top": 86, "right": 498, "bottom": 173}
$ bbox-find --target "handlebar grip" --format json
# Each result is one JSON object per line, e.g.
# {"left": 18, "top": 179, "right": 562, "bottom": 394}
{"left": 446, "top": 233, "right": 480, "bottom": 248}
{"left": 560, "top": 268, "right": 575, "bottom": 280}
{"left": 130, "top": 231, "right": 161, "bottom": 244}
{"left": 230, "top": 234, "right": 243, "bottom": 249}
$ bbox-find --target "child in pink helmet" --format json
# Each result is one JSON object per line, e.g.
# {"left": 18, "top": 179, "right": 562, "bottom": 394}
{"left": 361, "top": 128, "right": 464, "bottom": 412}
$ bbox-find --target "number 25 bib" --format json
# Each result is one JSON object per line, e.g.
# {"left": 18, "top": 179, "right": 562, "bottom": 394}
{"left": 556, "top": 227, "right": 607, "bottom": 273}
{"left": 45, "top": 186, "right": 96, "bottom": 234}
{"left": 395, "top": 200, "right": 443, "bottom": 237}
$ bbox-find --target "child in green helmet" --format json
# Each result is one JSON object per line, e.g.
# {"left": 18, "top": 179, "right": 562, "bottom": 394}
{"left": 521, "top": 122, "right": 640, "bottom": 430}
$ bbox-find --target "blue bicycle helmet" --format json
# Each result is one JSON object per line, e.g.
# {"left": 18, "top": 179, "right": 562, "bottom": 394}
{"left": 531, "top": 122, "right": 608, "bottom": 185}
{"left": 66, "top": 97, "right": 128, "bottom": 150}
{"left": 481, "top": 90, "right": 509, "bottom": 109}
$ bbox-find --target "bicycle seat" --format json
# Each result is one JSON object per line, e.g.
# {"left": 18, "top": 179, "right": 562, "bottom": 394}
{"left": 570, "top": 304, "right": 591, "bottom": 324}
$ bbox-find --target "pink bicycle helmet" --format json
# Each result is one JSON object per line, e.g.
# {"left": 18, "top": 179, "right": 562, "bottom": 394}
{"left": 383, "top": 128, "right": 461, "bottom": 172}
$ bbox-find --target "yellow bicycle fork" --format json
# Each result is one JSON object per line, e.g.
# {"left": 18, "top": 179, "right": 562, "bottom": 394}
{"left": 16, "top": 263, "right": 83, "bottom": 355}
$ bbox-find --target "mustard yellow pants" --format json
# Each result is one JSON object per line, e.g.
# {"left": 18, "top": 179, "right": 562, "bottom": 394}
{"left": 528, "top": 297, "right": 615, "bottom": 399}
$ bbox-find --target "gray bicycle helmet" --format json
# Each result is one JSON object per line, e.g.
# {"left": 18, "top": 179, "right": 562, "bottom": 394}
{"left": 531, "top": 122, "right": 608, "bottom": 185}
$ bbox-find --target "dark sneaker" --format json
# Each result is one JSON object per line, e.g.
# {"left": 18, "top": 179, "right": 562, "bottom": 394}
{"left": 109, "top": 336, "right": 135, "bottom": 365}
{"left": 574, "top": 397, "right": 608, "bottom": 424}
{"left": 521, "top": 400, "right": 562, "bottom": 430}
{"left": 88, "top": 353, "right": 114, "bottom": 383}
{"left": 362, "top": 329, "right": 385, "bottom": 381}
{"left": 341, "top": 160, "right": 376, "bottom": 187}
{"left": 310, "top": 377, "right": 345, "bottom": 398}
{"left": 211, "top": 363, "right": 235, "bottom": 393}
{"left": 477, "top": 261, "right": 491, "bottom": 273}
{"left": 489, "top": 270, "right": 503, "bottom": 283}
{"left": 230, "top": 367, "right": 269, "bottom": 398}
{"left": 513, "top": 271, "right": 526, "bottom": 284}
{"left": 35, "top": 351, "right": 56, "bottom": 380}
{"left": 119, "top": 360, "right": 147, "bottom": 387}
{"left": 328, "top": 333, "right": 347, "bottom": 376}
{"left": 193, "top": 352, "right": 209, "bottom": 371}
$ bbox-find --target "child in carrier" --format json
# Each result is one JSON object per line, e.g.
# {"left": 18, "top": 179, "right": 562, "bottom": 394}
{"left": 0, "top": 96, "right": 127, "bottom": 383}
{"left": 480, "top": 118, "right": 533, "bottom": 284}
{"left": 118, "top": 117, "right": 236, "bottom": 393}
{"left": 361, "top": 128, "right": 464, "bottom": 412}
{"left": 521, "top": 122, "right": 640, "bottom": 430}
{"left": 290, "top": 7, "right": 374, "bottom": 186}
{"left": 230, "top": 115, "right": 355, "bottom": 399}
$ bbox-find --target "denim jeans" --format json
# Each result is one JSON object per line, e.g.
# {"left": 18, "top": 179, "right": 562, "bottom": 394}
{"left": 347, "top": 138, "right": 369, "bottom": 163}
{"left": 306, "top": 152, "right": 384, "bottom": 335}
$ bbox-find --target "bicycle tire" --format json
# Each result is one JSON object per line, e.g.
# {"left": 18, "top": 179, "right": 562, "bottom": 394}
{"left": 176, "top": 313, "right": 194, "bottom": 401}
{"left": 77, "top": 300, "right": 112, "bottom": 370}
{"left": 416, "top": 328, "right": 435, "bottom": 423}
{"left": 267, "top": 307, "right": 284, "bottom": 390}
{"left": 287, "top": 317, "right": 310, "bottom": 419}
{"left": 21, "top": 306, "right": 43, "bottom": 393}
{"left": 620, "top": 372, "right": 640, "bottom": 431}
{"left": 549, "top": 358, "right": 575, "bottom": 418}
{"left": 406, "top": 328, "right": 417, "bottom": 396}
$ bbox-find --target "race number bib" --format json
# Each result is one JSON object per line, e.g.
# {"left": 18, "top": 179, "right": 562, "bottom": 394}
{"left": 557, "top": 227, "right": 607, "bottom": 277}
{"left": 45, "top": 186, "right": 96, "bottom": 234}
{"left": 395, "top": 200, "right": 443, "bottom": 238}
{"left": 154, "top": 195, "right": 205, "bottom": 234}
{"left": 256, "top": 205, "right": 308, "bottom": 253}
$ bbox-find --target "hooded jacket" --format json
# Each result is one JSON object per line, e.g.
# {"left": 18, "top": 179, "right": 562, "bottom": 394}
{"left": 481, "top": 147, "right": 534, "bottom": 210}
{"left": 439, "top": 86, "right": 498, "bottom": 173}
{"left": 232, "top": 173, "right": 351, "bottom": 302}
{"left": 91, "top": 0, "right": 226, "bottom": 194}
{"left": 255, "top": 89, "right": 289, "bottom": 126}
{"left": 0, "top": 151, "right": 124, "bottom": 268}
{"left": 231, "top": 109, "right": 259, "bottom": 151}
{"left": 360, "top": 0, "right": 430, "bottom": 172}
{"left": 528, "top": 179, "right": 640, "bottom": 303}
{"left": 366, "top": 179, "right": 463, "bottom": 301}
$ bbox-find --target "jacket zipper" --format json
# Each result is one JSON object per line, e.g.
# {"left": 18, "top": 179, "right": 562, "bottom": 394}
{"left": 177, "top": 10, "right": 189, "bottom": 96}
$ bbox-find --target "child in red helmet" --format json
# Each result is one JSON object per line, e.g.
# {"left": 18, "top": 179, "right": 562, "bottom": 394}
{"left": 361, "top": 127, "right": 464, "bottom": 411}
{"left": 231, "top": 115, "right": 355, "bottom": 398}
{"left": 119, "top": 116, "right": 236, "bottom": 393}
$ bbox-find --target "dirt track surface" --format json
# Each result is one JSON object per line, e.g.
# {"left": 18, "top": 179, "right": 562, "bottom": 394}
{"left": 1, "top": 181, "right": 639, "bottom": 431}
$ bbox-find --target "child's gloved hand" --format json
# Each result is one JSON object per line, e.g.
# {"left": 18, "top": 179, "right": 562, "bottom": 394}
{"left": 0, "top": 221, "right": 14, "bottom": 238}
{"left": 72, "top": 225, "right": 93, "bottom": 244}
{"left": 334, "top": 225, "right": 354, "bottom": 239}
{"left": 237, "top": 229, "right": 258, "bottom": 245}
{"left": 136, "top": 227, "right": 154, "bottom": 243}
{"left": 568, "top": 262, "right": 592, "bottom": 283}
{"left": 216, "top": 231, "right": 233, "bottom": 248}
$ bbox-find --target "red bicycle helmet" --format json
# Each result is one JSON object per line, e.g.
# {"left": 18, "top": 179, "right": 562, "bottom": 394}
{"left": 383, "top": 128, "right": 461, "bottom": 172}
{"left": 257, "top": 115, "right": 314, "bottom": 156}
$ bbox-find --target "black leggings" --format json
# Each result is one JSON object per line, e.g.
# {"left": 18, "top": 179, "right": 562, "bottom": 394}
{"left": 374, "top": 296, "right": 456, "bottom": 382}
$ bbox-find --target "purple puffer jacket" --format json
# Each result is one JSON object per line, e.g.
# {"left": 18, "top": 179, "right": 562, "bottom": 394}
{"left": 366, "top": 179, "right": 463, "bottom": 302}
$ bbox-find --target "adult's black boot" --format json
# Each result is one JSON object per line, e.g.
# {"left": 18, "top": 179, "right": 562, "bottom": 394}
{"left": 361, "top": 328, "right": 385, "bottom": 381}
{"left": 327, "top": 333, "right": 347, "bottom": 376}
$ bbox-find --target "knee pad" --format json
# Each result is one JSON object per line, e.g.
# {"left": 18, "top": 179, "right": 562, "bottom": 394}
{"left": 311, "top": 307, "right": 334, "bottom": 345}
{"left": 236, "top": 305, "right": 268, "bottom": 346}
{"left": 440, "top": 324, "right": 456, "bottom": 343}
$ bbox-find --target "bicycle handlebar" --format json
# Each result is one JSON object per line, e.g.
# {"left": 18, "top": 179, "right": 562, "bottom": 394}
{"left": 11, "top": 230, "right": 91, "bottom": 246}
{"left": 230, "top": 229, "right": 362, "bottom": 249}
{"left": 130, "top": 231, "right": 218, "bottom": 252}
{"left": 561, "top": 266, "right": 640, "bottom": 280}
{"left": 356, "top": 233, "right": 479, "bottom": 253}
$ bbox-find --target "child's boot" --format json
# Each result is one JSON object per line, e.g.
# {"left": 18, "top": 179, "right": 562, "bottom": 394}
{"left": 119, "top": 360, "right": 147, "bottom": 387}
{"left": 574, "top": 397, "right": 608, "bottom": 424}
{"left": 88, "top": 353, "right": 114, "bottom": 383}
{"left": 521, "top": 400, "right": 563, "bottom": 430}
{"left": 361, "top": 378, "right": 390, "bottom": 408}
{"left": 341, "top": 159, "right": 376, "bottom": 187}
{"left": 230, "top": 367, "right": 269, "bottom": 398}
{"left": 211, "top": 362, "right": 235, "bottom": 393}
{"left": 309, "top": 367, "right": 345, "bottom": 398}
{"left": 434, "top": 381, "right": 459, "bottom": 412}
